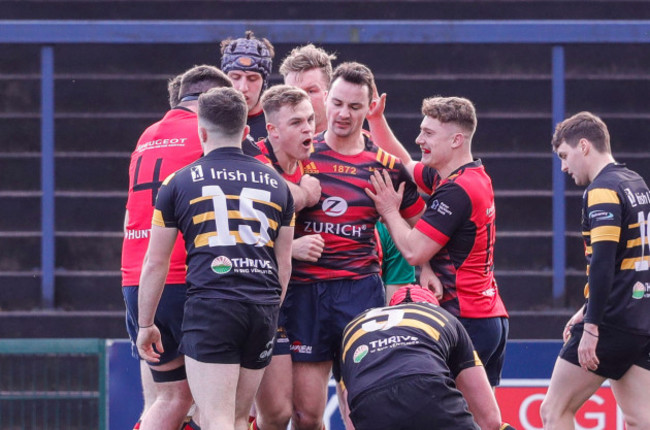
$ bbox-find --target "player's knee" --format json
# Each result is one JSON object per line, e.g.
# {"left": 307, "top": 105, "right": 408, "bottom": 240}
{"left": 539, "top": 397, "right": 556, "bottom": 426}
{"left": 622, "top": 411, "right": 650, "bottom": 430}
{"left": 292, "top": 409, "right": 322, "bottom": 430}
{"left": 259, "top": 404, "right": 292, "bottom": 429}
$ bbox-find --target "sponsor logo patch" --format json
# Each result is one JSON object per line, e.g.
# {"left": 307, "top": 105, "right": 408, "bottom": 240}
{"left": 191, "top": 165, "right": 204, "bottom": 182}
{"left": 211, "top": 256, "right": 232, "bottom": 274}
{"left": 322, "top": 197, "right": 348, "bottom": 217}
{"left": 632, "top": 282, "right": 647, "bottom": 299}
{"left": 588, "top": 210, "right": 614, "bottom": 221}
{"left": 431, "top": 199, "right": 452, "bottom": 215}
{"left": 353, "top": 345, "right": 369, "bottom": 363}
{"left": 290, "top": 341, "right": 313, "bottom": 354}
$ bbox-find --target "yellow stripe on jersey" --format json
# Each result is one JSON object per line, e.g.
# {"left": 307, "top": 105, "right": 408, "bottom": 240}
{"left": 189, "top": 194, "right": 282, "bottom": 212}
{"left": 341, "top": 327, "right": 369, "bottom": 362}
{"left": 590, "top": 225, "right": 621, "bottom": 243}
{"left": 342, "top": 310, "right": 446, "bottom": 362}
{"left": 161, "top": 172, "right": 176, "bottom": 186}
{"left": 621, "top": 257, "right": 650, "bottom": 271}
{"left": 244, "top": 196, "right": 282, "bottom": 212}
{"left": 190, "top": 195, "right": 212, "bottom": 205}
{"left": 290, "top": 213, "right": 296, "bottom": 227}
{"left": 403, "top": 307, "right": 448, "bottom": 327}
{"left": 585, "top": 246, "right": 592, "bottom": 255}
{"left": 193, "top": 212, "right": 213, "bottom": 224}
{"left": 194, "top": 231, "right": 275, "bottom": 248}
{"left": 376, "top": 148, "right": 397, "bottom": 169}
{"left": 397, "top": 318, "right": 440, "bottom": 340}
{"left": 587, "top": 188, "right": 619, "bottom": 207}
{"left": 473, "top": 350, "right": 483, "bottom": 366}
{"left": 192, "top": 211, "right": 279, "bottom": 230}
{"left": 627, "top": 237, "right": 650, "bottom": 248}
{"left": 584, "top": 282, "right": 590, "bottom": 298}
{"left": 152, "top": 209, "right": 165, "bottom": 227}
{"left": 628, "top": 219, "right": 648, "bottom": 229}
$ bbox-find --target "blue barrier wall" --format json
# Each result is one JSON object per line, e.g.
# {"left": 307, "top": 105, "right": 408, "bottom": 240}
{"left": 107, "top": 339, "right": 563, "bottom": 430}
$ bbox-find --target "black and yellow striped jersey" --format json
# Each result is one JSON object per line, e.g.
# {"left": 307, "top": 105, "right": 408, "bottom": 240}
{"left": 153, "top": 147, "right": 295, "bottom": 304}
{"left": 582, "top": 163, "right": 650, "bottom": 334}
{"left": 339, "top": 302, "right": 481, "bottom": 404}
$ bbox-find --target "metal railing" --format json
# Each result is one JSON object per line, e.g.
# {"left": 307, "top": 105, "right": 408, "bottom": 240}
{"left": 0, "top": 338, "right": 107, "bottom": 429}
{"left": 1, "top": 19, "right": 649, "bottom": 308}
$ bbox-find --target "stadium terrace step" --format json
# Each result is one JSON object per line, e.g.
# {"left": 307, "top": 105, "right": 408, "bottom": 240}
{"left": 56, "top": 195, "right": 125, "bottom": 231}
{"left": 0, "top": 196, "right": 40, "bottom": 230}
{"left": 496, "top": 272, "right": 552, "bottom": 311}
{"left": 56, "top": 117, "right": 159, "bottom": 153}
{"left": 0, "top": 311, "right": 126, "bottom": 338}
{"left": 0, "top": 155, "right": 40, "bottom": 191}
{"left": 0, "top": 274, "right": 41, "bottom": 311}
{"left": 0, "top": 236, "right": 41, "bottom": 272}
{"left": 56, "top": 235, "right": 122, "bottom": 271}
{"left": 0, "top": 118, "right": 41, "bottom": 152}
{"left": 56, "top": 273, "right": 124, "bottom": 311}
{"left": 55, "top": 154, "right": 129, "bottom": 191}
{"left": 494, "top": 234, "right": 552, "bottom": 270}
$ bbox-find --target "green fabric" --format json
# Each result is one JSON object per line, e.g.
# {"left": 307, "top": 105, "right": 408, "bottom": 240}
{"left": 377, "top": 221, "right": 416, "bottom": 285}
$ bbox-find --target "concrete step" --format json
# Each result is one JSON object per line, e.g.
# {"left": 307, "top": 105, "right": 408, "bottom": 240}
{"left": 0, "top": 274, "right": 41, "bottom": 311}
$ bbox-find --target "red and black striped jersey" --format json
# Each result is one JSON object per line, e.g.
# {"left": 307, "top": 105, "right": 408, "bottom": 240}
{"left": 414, "top": 160, "right": 508, "bottom": 319}
{"left": 257, "top": 138, "right": 304, "bottom": 185}
{"left": 292, "top": 132, "right": 425, "bottom": 283}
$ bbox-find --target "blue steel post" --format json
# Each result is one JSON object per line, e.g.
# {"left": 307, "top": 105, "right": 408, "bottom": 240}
{"left": 552, "top": 46, "right": 566, "bottom": 305}
{"left": 41, "top": 45, "right": 55, "bottom": 309}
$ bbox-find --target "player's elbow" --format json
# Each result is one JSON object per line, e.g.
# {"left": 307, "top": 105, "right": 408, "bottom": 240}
{"left": 403, "top": 252, "right": 426, "bottom": 266}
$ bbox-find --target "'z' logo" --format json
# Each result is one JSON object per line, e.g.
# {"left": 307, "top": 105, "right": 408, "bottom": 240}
{"left": 322, "top": 197, "right": 348, "bottom": 217}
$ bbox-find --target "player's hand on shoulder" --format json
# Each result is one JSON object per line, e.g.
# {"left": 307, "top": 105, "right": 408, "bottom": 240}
{"left": 366, "top": 169, "right": 404, "bottom": 217}
{"left": 291, "top": 234, "right": 325, "bottom": 262}
{"left": 299, "top": 174, "right": 322, "bottom": 208}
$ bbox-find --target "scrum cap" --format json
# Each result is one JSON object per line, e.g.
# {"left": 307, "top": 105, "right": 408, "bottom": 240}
{"left": 221, "top": 36, "right": 273, "bottom": 90}
{"left": 389, "top": 284, "right": 439, "bottom": 306}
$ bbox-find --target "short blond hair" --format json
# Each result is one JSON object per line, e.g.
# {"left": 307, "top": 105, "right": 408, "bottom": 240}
{"left": 421, "top": 96, "right": 477, "bottom": 137}
{"left": 261, "top": 84, "right": 310, "bottom": 123}
{"left": 279, "top": 44, "right": 337, "bottom": 84}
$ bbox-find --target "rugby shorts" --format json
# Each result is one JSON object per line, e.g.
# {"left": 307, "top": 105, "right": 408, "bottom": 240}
{"left": 123, "top": 283, "right": 186, "bottom": 365}
{"left": 283, "top": 274, "right": 385, "bottom": 365}
{"left": 349, "top": 374, "right": 480, "bottom": 430}
{"left": 560, "top": 322, "right": 650, "bottom": 379}
{"left": 458, "top": 316, "right": 509, "bottom": 386}
{"left": 180, "top": 296, "right": 279, "bottom": 369}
